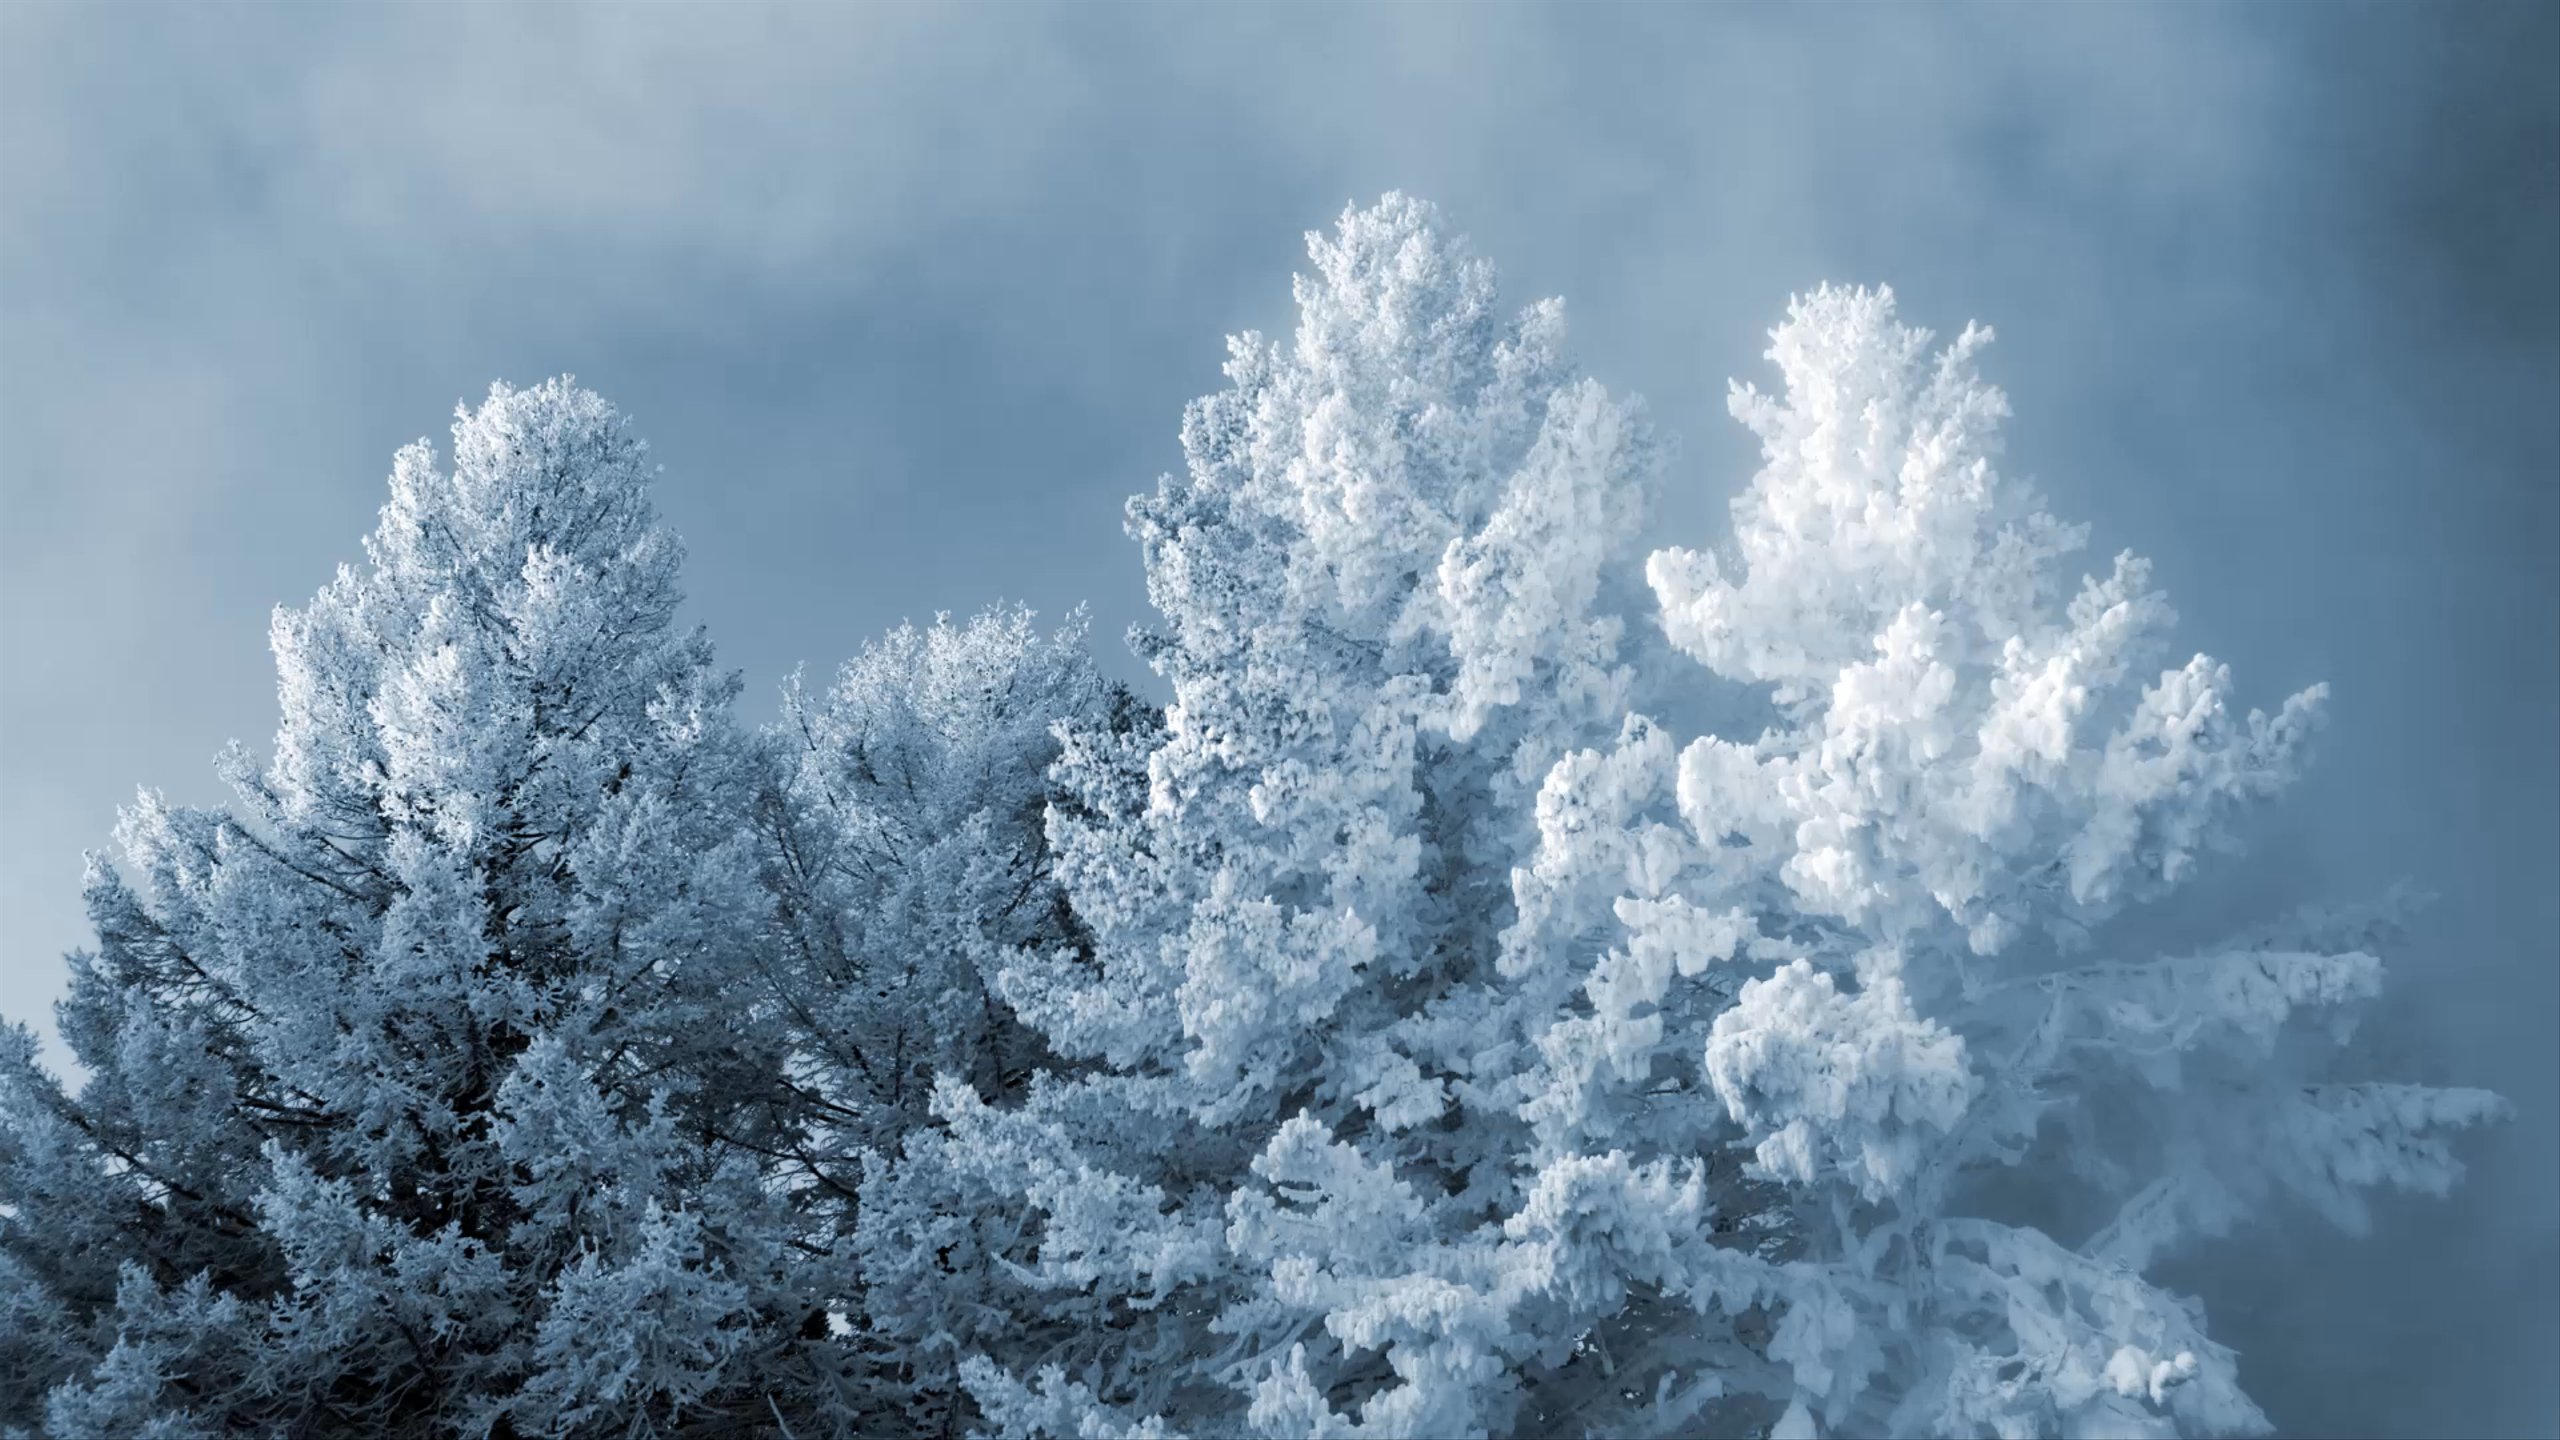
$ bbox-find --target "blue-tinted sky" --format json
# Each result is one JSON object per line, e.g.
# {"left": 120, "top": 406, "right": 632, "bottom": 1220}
{"left": 3, "top": 2, "right": 2552, "bottom": 1433}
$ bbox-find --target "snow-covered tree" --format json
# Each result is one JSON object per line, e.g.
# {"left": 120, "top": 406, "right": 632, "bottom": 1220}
{"left": 765, "top": 606, "right": 1115, "bottom": 1133}
{"left": 0, "top": 380, "right": 848, "bottom": 1437}
{"left": 1512, "top": 285, "right": 2506, "bottom": 1438}
{"left": 931, "top": 193, "right": 1668, "bottom": 1438}
{"left": 752, "top": 604, "right": 1132, "bottom": 1432}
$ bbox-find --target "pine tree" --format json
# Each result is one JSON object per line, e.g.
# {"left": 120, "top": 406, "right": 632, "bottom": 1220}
{"left": 1514, "top": 285, "right": 2506, "bottom": 1437}
{"left": 753, "top": 604, "right": 1131, "bottom": 1432}
{"left": 0, "top": 380, "right": 845, "bottom": 1437}
{"left": 939, "top": 194, "right": 1664, "bottom": 1437}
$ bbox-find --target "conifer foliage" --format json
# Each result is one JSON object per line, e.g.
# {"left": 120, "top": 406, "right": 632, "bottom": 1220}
{"left": 1, "top": 381, "right": 832, "bottom": 1436}
{"left": 0, "top": 201, "right": 2504, "bottom": 1439}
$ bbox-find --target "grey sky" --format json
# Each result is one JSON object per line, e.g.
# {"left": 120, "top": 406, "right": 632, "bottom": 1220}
{"left": 3, "top": 2, "right": 2552, "bottom": 1433}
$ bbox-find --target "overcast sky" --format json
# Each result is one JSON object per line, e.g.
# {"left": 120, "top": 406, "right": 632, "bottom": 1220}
{"left": 2, "top": 3, "right": 2552, "bottom": 1433}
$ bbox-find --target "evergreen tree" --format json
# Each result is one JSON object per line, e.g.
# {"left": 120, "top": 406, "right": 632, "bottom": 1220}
{"left": 936, "top": 194, "right": 1665, "bottom": 1438}
{"left": 1540, "top": 285, "right": 2507, "bottom": 1438}
{"left": 754, "top": 605, "right": 1130, "bottom": 1433}
{"left": 0, "top": 380, "right": 845, "bottom": 1437}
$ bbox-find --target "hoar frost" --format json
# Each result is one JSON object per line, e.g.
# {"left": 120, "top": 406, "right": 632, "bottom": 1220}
{"left": 0, "top": 201, "right": 2502, "bottom": 1440}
